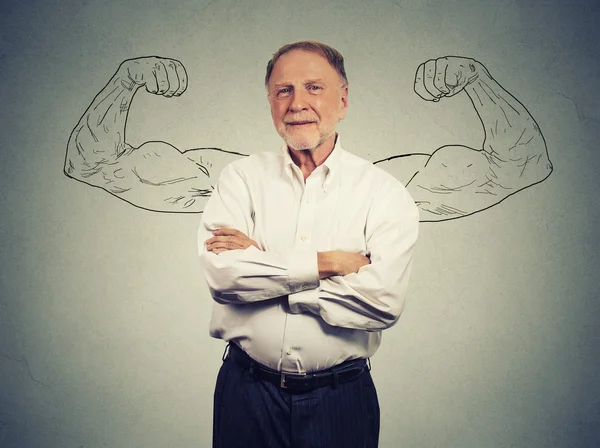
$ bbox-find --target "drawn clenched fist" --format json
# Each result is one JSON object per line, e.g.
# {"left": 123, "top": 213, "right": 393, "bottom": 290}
{"left": 119, "top": 56, "right": 188, "bottom": 97}
{"left": 414, "top": 56, "right": 483, "bottom": 102}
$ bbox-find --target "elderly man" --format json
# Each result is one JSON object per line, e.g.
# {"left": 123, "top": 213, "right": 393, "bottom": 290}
{"left": 198, "top": 41, "right": 419, "bottom": 448}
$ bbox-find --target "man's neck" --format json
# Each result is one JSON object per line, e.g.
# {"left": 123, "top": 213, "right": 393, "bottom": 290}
{"left": 288, "top": 134, "right": 337, "bottom": 181}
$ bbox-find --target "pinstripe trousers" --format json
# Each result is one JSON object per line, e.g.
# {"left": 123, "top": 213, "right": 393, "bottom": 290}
{"left": 213, "top": 355, "right": 380, "bottom": 448}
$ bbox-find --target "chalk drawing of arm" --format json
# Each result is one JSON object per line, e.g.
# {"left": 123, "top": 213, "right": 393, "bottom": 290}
{"left": 64, "top": 56, "right": 245, "bottom": 213}
{"left": 375, "top": 56, "right": 553, "bottom": 222}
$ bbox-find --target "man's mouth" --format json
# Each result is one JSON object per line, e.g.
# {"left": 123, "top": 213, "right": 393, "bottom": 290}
{"left": 286, "top": 121, "right": 316, "bottom": 126}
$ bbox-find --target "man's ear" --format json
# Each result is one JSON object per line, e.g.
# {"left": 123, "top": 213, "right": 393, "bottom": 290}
{"left": 339, "top": 85, "right": 349, "bottom": 120}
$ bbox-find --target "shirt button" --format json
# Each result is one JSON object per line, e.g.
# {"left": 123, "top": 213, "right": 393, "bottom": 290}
{"left": 300, "top": 236, "right": 307, "bottom": 241}
{"left": 301, "top": 284, "right": 308, "bottom": 290}
{"left": 286, "top": 348, "right": 292, "bottom": 355}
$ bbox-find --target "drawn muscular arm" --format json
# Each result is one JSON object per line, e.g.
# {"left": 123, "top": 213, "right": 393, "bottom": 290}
{"left": 375, "top": 57, "right": 552, "bottom": 222}
{"left": 64, "top": 56, "right": 244, "bottom": 213}
{"left": 67, "top": 56, "right": 550, "bottom": 220}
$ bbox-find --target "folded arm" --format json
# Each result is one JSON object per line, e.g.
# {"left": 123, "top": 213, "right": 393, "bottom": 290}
{"left": 199, "top": 163, "right": 419, "bottom": 331}
{"left": 199, "top": 163, "right": 321, "bottom": 303}
{"left": 288, "top": 184, "right": 419, "bottom": 331}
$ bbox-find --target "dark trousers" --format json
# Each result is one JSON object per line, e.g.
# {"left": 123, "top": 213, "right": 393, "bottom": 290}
{"left": 213, "top": 354, "right": 380, "bottom": 448}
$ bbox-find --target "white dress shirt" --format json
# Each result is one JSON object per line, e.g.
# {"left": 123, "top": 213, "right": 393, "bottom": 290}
{"left": 198, "top": 138, "right": 419, "bottom": 373}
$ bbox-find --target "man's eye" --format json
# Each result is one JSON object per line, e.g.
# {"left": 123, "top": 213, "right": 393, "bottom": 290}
{"left": 308, "top": 85, "right": 322, "bottom": 91}
{"left": 278, "top": 88, "right": 291, "bottom": 95}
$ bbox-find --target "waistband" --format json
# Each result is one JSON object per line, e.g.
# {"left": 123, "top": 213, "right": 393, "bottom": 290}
{"left": 225, "top": 343, "right": 369, "bottom": 392}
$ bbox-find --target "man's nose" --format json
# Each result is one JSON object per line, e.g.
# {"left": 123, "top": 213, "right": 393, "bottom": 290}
{"left": 289, "top": 90, "right": 309, "bottom": 111}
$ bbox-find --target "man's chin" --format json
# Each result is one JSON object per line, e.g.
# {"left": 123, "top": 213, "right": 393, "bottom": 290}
{"left": 282, "top": 136, "right": 320, "bottom": 152}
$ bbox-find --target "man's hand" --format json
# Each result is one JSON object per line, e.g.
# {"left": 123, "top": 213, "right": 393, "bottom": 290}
{"left": 414, "top": 56, "right": 481, "bottom": 102}
{"left": 119, "top": 56, "right": 188, "bottom": 97}
{"left": 205, "top": 228, "right": 260, "bottom": 255}
{"left": 318, "top": 251, "right": 371, "bottom": 279}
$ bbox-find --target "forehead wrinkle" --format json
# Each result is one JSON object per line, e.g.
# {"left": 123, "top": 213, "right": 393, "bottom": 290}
{"left": 272, "top": 78, "right": 326, "bottom": 86}
{"left": 304, "top": 78, "right": 326, "bottom": 85}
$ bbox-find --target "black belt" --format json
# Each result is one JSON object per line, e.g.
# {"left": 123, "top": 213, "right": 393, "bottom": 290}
{"left": 226, "top": 343, "right": 368, "bottom": 392}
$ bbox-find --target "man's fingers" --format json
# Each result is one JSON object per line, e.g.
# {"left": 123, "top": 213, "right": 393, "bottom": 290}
{"left": 212, "top": 228, "right": 244, "bottom": 237}
{"left": 207, "top": 241, "right": 240, "bottom": 251}
{"left": 206, "top": 228, "right": 259, "bottom": 252}
{"left": 206, "top": 235, "right": 245, "bottom": 251}
{"left": 352, "top": 253, "right": 370, "bottom": 272}
{"left": 205, "top": 233, "right": 248, "bottom": 250}
{"left": 205, "top": 235, "right": 237, "bottom": 246}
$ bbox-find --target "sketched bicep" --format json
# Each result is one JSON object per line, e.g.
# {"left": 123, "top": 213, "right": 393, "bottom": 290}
{"left": 412, "top": 145, "right": 495, "bottom": 193}
{"left": 407, "top": 145, "right": 512, "bottom": 221}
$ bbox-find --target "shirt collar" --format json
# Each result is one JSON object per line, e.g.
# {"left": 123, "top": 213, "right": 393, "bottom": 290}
{"left": 280, "top": 135, "right": 345, "bottom": 191}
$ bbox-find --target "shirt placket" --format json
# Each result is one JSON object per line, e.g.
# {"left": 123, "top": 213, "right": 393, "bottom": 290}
{"left": 279, "top": 172, "right": 321, "bottom": 372}
{"left": 295, "top": 176, "right": 317, "bottom": 255}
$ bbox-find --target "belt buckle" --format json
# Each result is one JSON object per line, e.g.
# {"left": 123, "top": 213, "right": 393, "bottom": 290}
{"left": 280, "top": 371, "right": 306, "bottom": 389}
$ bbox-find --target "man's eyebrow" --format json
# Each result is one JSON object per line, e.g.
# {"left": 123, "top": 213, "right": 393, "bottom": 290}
{"left": 272, "top": 82, "right": 291, "bottom": 88}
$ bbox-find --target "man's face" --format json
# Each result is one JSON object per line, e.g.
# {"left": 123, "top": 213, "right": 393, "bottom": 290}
{"left": 267, "top": 50, "right": 348, "bottom": 152}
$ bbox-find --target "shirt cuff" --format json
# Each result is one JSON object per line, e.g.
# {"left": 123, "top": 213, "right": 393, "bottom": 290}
{"left": 286, "top": 250, "right": 319, "bottom": 294}
{"left": 288, "top": 287, "right": 320, "bottom": 314}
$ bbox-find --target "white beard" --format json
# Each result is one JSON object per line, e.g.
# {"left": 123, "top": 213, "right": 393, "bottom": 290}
{"left": 276, "top": 122, "right": 337, "bottom": 152}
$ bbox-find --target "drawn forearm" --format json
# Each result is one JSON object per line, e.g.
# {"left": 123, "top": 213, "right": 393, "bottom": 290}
{"left": 65, "top": 67, "right": 139, "bottom": 179}
{"left": 465, "top": 65, "right": 552, "bottom": 183}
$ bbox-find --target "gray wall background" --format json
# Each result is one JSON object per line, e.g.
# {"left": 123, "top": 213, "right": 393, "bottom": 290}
{"left": 1, "top": 0, "right": 599, "bottom": 446}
